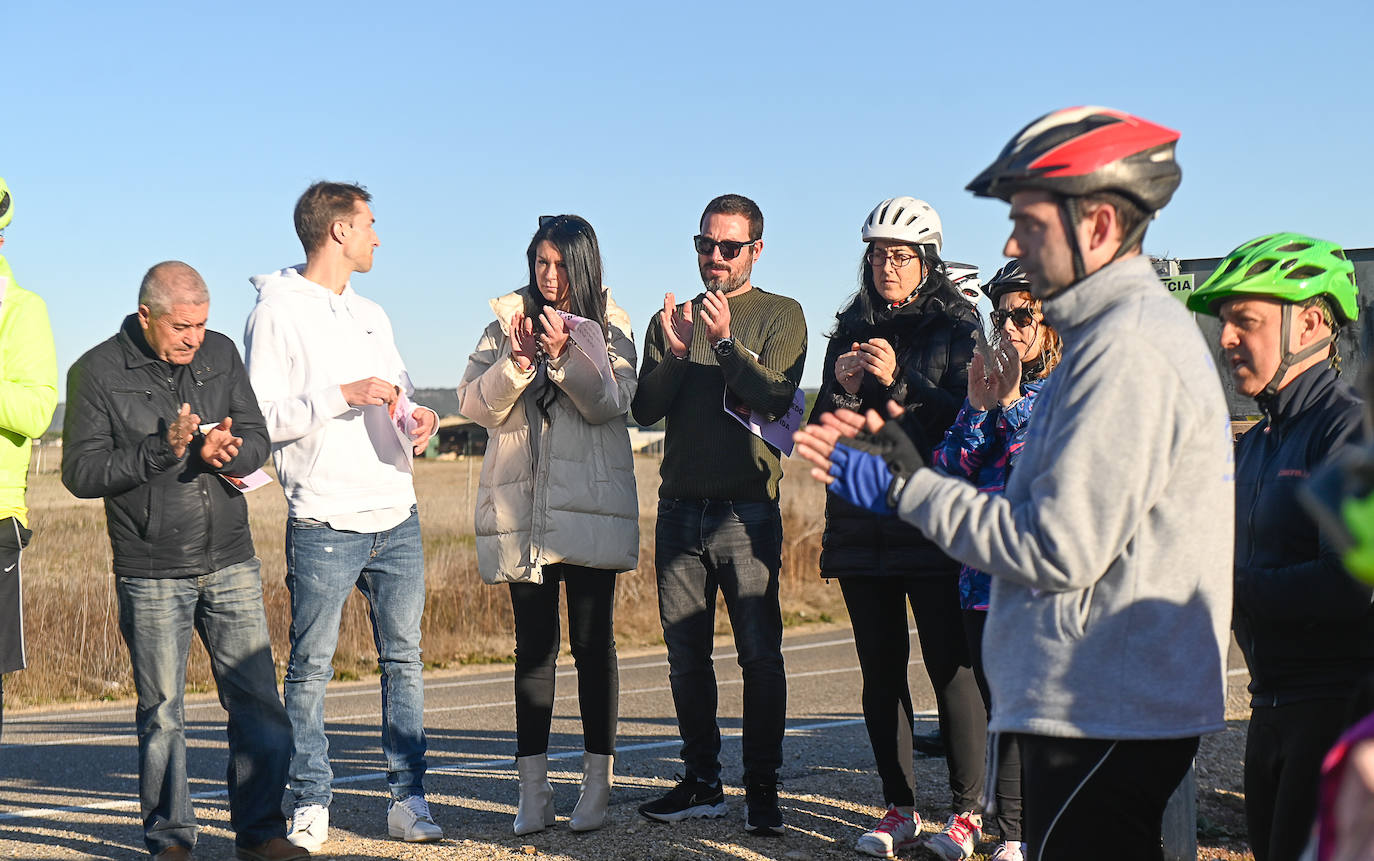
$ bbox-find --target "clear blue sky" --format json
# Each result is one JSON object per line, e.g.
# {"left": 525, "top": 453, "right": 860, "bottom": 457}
{"left": 6, "top": 0, "right": 1372, "bottom": 392}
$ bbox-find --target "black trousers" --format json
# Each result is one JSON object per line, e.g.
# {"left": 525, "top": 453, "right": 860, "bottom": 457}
{"left": 509, "top": 564, "right": 618, "bottom": 757}
{"left": 1245, "top": 699, "right": 1350, "bottom": 861}
{"left": 1016, "top": 734, "right": 1198, "bottom": 861}
{"left": 964, "top": 609, "right": 1023, "bottom": 841}
{"left": 840, "top": 573, "right": 985, "bottom": 810}
{"left": 0, "top": 517, "right": 32, "bottom": 742}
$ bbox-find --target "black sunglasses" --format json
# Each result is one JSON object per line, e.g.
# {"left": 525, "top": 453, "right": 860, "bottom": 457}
{"left": 693, "top": 235, "right": 755, "bottom": 260}
{"left": 990, "top": 307, "right": 1038, "bottom": 328}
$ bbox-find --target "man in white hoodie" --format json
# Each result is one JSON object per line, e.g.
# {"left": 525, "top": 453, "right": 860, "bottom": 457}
{"left": 244, "top": 182, "right": 441, "bottom": 852}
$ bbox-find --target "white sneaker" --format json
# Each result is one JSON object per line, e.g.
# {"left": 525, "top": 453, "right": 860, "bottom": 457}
{"left": 925, "top": 811, "right": 982, "bottom": 860}
{"left": 286, "top": 803, "right": 328, "bottom": 852}
{"left": 855, "top": 806, "right": 921, "bottom": 858}
{"left": 991, "top": 840, "right": 1025, "bottom": 861}
{"left": 388, "top": 794, "right": 443, "bottom": 843}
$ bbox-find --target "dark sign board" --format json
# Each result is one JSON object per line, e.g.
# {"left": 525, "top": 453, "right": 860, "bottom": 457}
{"left": 1178, "top": 247, "right": 1373, "bottom": 419}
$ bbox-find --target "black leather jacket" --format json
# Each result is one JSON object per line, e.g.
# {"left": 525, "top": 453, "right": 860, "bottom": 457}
{"left": 1233, "top": 363, "right": 1374, "bottom": 705}
{"left": 62, "top": 315, "right": 269, "bottom": 579}
{"left": 810, "top": 280, "right": 979, "bottom": 577}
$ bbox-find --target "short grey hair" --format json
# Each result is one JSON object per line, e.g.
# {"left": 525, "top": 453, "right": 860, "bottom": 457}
{"left": 138, "top": 261, "right": 209, "bottom": 316}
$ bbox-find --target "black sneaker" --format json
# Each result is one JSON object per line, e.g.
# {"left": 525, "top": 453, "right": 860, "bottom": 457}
{"left": 744, "top": 780, "right": 784, "bottom": 836}
{"left": 638, "top": 775, "right": 728, "bottom": 822}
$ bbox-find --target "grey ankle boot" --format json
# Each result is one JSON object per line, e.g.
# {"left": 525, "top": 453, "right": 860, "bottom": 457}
{"left": 569, "top": 752, "right": 613, "bottom": 832}
{"left": 514, "top": 753, "right": 555, "bottom": 835}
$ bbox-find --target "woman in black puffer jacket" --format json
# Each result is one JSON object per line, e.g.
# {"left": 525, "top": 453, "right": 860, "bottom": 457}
{"left": 809, "top": 197, "right": 984, "bottom": 859}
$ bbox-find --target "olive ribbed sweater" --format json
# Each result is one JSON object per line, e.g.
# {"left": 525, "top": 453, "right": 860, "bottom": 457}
{"left": 631, "top": 286, "right": 806, "bottom": 501}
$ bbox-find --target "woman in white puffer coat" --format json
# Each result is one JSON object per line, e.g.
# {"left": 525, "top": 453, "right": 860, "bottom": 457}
{"left": 457, "top": 214, "right": 638, "bottom": 836}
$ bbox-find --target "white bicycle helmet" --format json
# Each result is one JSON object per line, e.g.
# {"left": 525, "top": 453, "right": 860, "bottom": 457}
{"left": 947, "top": 261, "right": 981, "bottom": 301}
{"left": 861, "top": 196, "right": 942, "bottom": 253}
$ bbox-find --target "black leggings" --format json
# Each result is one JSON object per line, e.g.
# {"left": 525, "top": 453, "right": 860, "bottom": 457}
{"left": 509, "top": 564, "right": 618, "bottom": 757}
{"left": 964, "top": 609, "right": 1023, "bottom": 841}
{"left": 1017, "top": 734, "right": 1198, "bottom": 861}
{"left": 840, "top": 574, "right": 986, "bottom": 810}
{"left": 1245, "top": 700, "right": 1350, "bottom": 861}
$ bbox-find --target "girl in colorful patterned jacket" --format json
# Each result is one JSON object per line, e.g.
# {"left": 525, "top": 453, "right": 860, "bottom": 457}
{"left": 928, "top": 260, "right": 1061, "bottom": 861}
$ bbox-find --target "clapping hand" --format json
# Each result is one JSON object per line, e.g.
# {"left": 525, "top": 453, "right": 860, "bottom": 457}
{"left": 199, "top": 417, "right": 243, "bottom": 468}
{"left": 509, "top": 312, "right": 539, "bottom": 371}
{"left": 660, "top": 293, "right": 694, "bottom": 359}
{"left": 538, "top": 306, "right": 570, "bottom": 359}
{"left": 167, "top": 403, "right": 200, "bottom": 459}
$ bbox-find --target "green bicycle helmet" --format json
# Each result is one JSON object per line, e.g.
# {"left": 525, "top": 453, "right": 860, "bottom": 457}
{"left": 1187, "top": 231, "right": 1358, "bottom": 323}
{"left": 1189, "top": 232, "right": 1360, "bottom": 399}
{"left": 0, "top": 178, "right": 12, "bottom": 231}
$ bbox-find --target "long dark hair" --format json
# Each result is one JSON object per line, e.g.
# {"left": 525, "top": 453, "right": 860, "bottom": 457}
{"left": 523, "top": 215, "right": 608, "bottom": 337}
{"left": 521, "top": 214, "right": 608, "bottom": 419}
{"left": 830, "top": 242, "right": 954, "bottom": 338}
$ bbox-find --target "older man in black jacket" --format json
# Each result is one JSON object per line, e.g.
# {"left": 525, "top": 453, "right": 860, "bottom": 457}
{"left": 63, "top": 261, "right": 303, "bottom": 861}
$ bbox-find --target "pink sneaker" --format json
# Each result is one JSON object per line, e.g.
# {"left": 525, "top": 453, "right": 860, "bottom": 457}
{"left": 855, "top": 806, "right": 922, "bottom": 858}
{"left": 925, "top": 811, "right": 982, "bottom": 860}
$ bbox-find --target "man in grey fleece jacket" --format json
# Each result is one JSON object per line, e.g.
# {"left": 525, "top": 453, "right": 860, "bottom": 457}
{"left": 796, "top": 107, "right": 1233, "bottom": 861}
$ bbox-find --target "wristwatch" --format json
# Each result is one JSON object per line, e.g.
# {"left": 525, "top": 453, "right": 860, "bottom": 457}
{"left": 712, "top": 337, "right": 735, "bottom": 358}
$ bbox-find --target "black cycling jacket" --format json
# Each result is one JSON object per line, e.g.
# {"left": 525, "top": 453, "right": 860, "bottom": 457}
{"left": 809, "top": 280, "right": 978, "bottom": 578}
{"left": 62, "top": 315, "right": 269, "bottom": 579}
{"left": 1233, "top": 362, "right": 1374, "bottom": 705}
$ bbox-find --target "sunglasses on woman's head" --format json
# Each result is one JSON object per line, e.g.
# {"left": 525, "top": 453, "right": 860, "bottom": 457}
{"left": 991, "top": 307, "right": 1037, "bottom": 328}
{"left": 693, "top": 235, "right": 755, "bottom": 260}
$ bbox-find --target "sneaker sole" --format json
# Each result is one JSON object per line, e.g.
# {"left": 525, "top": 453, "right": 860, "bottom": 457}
{"left": 855, "top": 835, "right": 922, "bottom": 858}
{"left": 639, "top": 801, "right": 729, "bottom": 823}
{"left": 921, "top": 836, "right": 973, "bottom": 861}
{"left": 285, "top": 836, "right": 324, "bottom": 854}
{"left": 744, "top": 820, "right": 785, "bottom": 837}
{"left": 388, "top": 826, "right": 443, "bottom": 842}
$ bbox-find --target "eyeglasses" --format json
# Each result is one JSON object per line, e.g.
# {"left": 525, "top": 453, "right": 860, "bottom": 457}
{"left": 866, "top": 249, "right": 920, "bottom": 269}
{"left": 991, "top": 307, "right": 1038, "bottom": 328}
{"left": 693, "top": 235, "right": 756, "bottom": 260}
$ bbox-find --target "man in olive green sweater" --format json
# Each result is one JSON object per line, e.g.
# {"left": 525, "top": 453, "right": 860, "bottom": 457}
{"left": 633, "top": 194, "right": 806, "bottom": 836}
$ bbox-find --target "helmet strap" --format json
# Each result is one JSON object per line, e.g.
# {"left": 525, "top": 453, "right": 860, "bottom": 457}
{"left": 1058, "top": 197, "right": 1088, "bottom": 283}
{"left": 1259, "top": 304, "right": 1335, "bottom": 400}
{"left": 886, "top": 262, "right": 928, "bottom": 310}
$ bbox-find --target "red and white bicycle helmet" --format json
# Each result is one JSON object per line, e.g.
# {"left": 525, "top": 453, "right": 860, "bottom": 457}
{"left": 967, "top": 106, "right": 1182, "bottom": 281}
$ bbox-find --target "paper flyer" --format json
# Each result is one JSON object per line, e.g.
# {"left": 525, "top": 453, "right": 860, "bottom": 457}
{"left": 219, "top": 469, "right": 274, "bottom": 493}
{"left": 722, "top": 347, "right": 804, "bottom": 456}
{"left": 555, "top": 310, "right": 619, "bottom": 404}
{"left": 390, "top": 390, "right": 421, "bottom": 463}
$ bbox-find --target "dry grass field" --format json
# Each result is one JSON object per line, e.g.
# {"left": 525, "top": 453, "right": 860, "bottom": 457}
{"left": 7, "top": 452, "right": 839, "bottom": 708}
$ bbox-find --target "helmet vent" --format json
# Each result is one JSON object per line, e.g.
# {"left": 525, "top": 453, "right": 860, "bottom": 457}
{"left": 1287, "top": 265, "right": 1326, "bottom": 281}
{"left": 1244, "top": 260, "right": 1277, "bottom": 278}
{"left": 1333, "top": 249, "right": 1350, "bottom": 262}
{"left": 1274, "top": 242, "right": 1312, "bottom": 253}
{"left": 0, "top": 191, "right": 9, "bottom": 220}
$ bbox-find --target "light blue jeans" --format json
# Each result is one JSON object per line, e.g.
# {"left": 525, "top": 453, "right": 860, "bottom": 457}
{"left": 116, "top": 557, "right": 291, "bottom": 855}
{"left": 283, "top": 507, "right": 428, "bottom": 810}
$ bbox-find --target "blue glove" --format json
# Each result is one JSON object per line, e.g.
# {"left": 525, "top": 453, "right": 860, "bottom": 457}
{"left": 826, "top": 420, "right": 925, "bottom": 515}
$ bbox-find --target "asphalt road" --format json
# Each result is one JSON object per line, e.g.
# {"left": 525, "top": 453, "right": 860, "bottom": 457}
{"left": 0, "top": 624, "right": 1252, "bottom": 860}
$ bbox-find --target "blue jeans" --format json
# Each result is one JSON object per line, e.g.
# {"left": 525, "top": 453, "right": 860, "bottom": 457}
{"left": 655, "top": 498, "right": 785, "bottom": 786}
{"left": 283, "top": 507, "right": 428, "bottom": 809}
{"left": 115, "top": 558, "right": 291, "bottom": 854}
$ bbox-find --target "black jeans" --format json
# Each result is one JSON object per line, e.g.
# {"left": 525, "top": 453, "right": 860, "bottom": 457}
{"left": 655, "top": 498, "right": 786, "bottom": 786}
{"left": 509, "top": 564, "right": 619, "bottom": 756}
{"left": 839, "top": 573, "right": 985, "bottom": 810}
{"left": 1017, "top": 734, "right": 1198, "bottom": 861}
{"left": 964, "top": 609, "right": 1023, "bottom": 841}
{"left": 1245, "top": 699, "right": 1350, "bottom": 861}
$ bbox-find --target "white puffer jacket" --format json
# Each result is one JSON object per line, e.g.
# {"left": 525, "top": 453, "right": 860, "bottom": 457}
{"left": 457, "top": 288, "right": 639, "bottom": 584}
